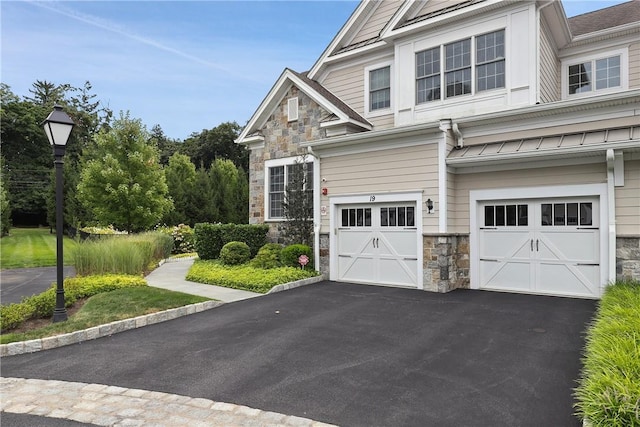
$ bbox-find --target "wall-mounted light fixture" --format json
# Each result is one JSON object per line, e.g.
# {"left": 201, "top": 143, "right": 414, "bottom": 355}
{"left": 426, "top": 198, "right": 434, "bottom": 214}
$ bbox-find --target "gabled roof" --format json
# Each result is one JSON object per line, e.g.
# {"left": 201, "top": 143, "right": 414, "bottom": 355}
{"left": 568, "top": 0, "right": 640, "bottom": 37}
{"left": 236, "top": 69, "right": 371, "bottom": 144}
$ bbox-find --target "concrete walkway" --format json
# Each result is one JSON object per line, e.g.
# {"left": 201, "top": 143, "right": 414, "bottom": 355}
{"left": 145, "top": 258, "right": 260, "bottom": 302}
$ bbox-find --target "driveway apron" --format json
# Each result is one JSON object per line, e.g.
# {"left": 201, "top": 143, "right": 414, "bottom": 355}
{"left": 0, "top": 282, "right": 596, "bottom": 426}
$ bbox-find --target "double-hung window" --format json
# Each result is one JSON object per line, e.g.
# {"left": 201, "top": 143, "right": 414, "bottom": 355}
{"left": 416, "top": 29, "right": 505, "bottom": 103}
{"left": 568, "top": 55, "right": 621, "bottom": 95}
{"left": 266, "top": 159, "right": 314, "bottom": 220}
{"left": 369, "top": 66, "right": 391, "bottom": 111}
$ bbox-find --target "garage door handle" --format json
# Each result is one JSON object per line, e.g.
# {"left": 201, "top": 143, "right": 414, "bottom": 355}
{"left": 531, "top": 239, "right": 534, "bottom": 251}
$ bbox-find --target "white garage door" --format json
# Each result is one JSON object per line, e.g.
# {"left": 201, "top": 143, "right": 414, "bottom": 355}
{"left": 478, "top": 198, "right": 600, "bottom": 298}
{"left": 337, "top": 204, "right": 418, "bottom": 288}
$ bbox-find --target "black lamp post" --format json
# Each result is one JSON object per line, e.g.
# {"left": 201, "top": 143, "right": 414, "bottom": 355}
{"left": 43, "top": 105, "right": 75, "bottom": 323}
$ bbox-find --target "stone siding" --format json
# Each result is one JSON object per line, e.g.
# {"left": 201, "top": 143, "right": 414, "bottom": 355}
{"left": 617, "top": 236, "right": 640, "bottom": 282}
{"left": 423, "top": 234, "right": 470, "bottom": 292}
{"left": 319, "top": 233, "right": 330, "bottom": 276}
{"left": 248, "top": 85, "right": 330, "bottom": 241}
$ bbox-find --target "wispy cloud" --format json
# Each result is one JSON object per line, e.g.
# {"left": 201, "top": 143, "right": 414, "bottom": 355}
{"left": 26, "top": 0, "right": 231, "bottom": 73}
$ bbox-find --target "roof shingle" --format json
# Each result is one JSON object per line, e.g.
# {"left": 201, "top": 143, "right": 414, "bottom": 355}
{"left": 568, "top": 0, "right": 640, "bottom": 36}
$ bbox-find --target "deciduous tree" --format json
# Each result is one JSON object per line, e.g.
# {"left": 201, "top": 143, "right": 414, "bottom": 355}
{"left": 77, "top": 113, "right": 172, "bottom": 232}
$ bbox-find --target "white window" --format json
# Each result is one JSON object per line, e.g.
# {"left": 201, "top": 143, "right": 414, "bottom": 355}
{"left": 265, "top": 158, "right": 314, "bottom": 220}
{"left": 416, "top": 30, "right": 505, "bottom": 104}
{"left": 365, "top": 61, "right": 393, "bottom": 116}
{"left": 568, "top": 56, "right": 620, "bottom": 95}
{"left": 562, "top": 49, "right": 627, "bottom": 99}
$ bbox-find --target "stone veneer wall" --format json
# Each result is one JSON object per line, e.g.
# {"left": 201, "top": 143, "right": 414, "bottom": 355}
{"left": 617, "top": 236, "right": 640, "bottom": 281}
{"left": 319, "top": 233, "right": 330, "bottom": 276}
{"left": 423, "top": 234, "right": 470, "bottom": 292}
{"left": 248, "top": 85, "right": 329, "bottom": 244}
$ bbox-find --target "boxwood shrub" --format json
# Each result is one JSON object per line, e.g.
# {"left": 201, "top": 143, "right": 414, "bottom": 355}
{"left": 0, "top": 275, "right": 147, "bottom": 331}
{"left": 574, "top": 280, "right": 640, "bottom": 426}
{"left": 251, "top": 243, "right": 283, "bottom": 269}
{"left": 220, "top": 241, "right": 251, "bottom": 266}
{"left": 281, "top": 244, "right": 313, "bottom": 268}
{"left": 194, "top": 223, "right": 269, "bottom": 260}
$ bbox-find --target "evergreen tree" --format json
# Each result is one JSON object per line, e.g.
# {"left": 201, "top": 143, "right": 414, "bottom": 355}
{"left": 163, "top": 153, "right": 197, "bottom": 225}
{"left": 282, "top": 157, "right": 314, "bottom": 246}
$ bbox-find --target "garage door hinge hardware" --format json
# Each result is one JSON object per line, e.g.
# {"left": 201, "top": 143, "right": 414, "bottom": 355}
{"left": 480, "top": 258, "right": 499, "bottom": 262}
{"left": 404, "top": 227, "right": 418, "bottom": 230}
{"left": 480, "top": 227, "right": 497, "bottom": 230}
{"left": 577, "top": 263, "right": 599, "bottom": 266}
{"left": 577, "top": 227, "right": 599, "bottom": 230}
{"left": 404, "top": 257, "right": 418, "bottom": 261}
{"left": 338, "top": 254, "right": 352, "bottom": 258}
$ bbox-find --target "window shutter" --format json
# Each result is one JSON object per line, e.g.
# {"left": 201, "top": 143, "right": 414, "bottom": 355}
{"left": 287, "top": 97, "right": 299, "bottom": 122}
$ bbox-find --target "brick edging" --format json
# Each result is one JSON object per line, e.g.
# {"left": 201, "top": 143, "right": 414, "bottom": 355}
{"left": 0, "top": 300, "right": 223, "bottom": 357}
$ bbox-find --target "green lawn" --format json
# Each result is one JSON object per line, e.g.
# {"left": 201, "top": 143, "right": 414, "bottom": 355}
{"left": 1, "top": 286, "right": 210, "bottom": 344}
{"left": 0, "top": 227, "right": 79, "bottom": 269}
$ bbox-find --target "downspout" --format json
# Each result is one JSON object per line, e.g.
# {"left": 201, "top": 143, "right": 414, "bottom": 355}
{"left": 307, "top": 146, "right": 321, "bottom": 272}
{"left": 606, "top": 149, "right": 617, "bottom": 285}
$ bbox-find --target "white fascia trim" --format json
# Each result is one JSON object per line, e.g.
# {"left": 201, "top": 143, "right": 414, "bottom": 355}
{"left": 237, "top": 69, "right": 369, "bottom": 143}
{"left": 455, "top": 90, "right": 640, "bottom": 128}
{"left": 319, "top": 118, "right": 373, "bottom": 131}
{"left": 381, "top": 0, "right": 507, "bottom": 40}
{"left": 308, "top": 1, "right": 374, "bottom": 79}
{"left": 328, "top": 191, "right": 424, "bottom": 289}
{"left": 301, "top": 121, "right": 441, "bottom": 150}
{"left": 469, "top": 183, "right": 609, "bottom": 292}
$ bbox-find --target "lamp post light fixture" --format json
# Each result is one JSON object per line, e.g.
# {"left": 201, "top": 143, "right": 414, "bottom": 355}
{"left": 43, "top": 105, "right": 75, "bottom": 323}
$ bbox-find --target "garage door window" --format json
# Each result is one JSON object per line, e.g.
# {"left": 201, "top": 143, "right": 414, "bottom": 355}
{"left": 484, "top": 204, "right": 528, "bottom": 227}
{"left": 541, "top": 202, "right": 592, "bottom": 226}
{"left": 381, "top": 206, "right": 415, "bottom": 227}
{"left": 341, "top": 208, "right": 372, "bottom": 227}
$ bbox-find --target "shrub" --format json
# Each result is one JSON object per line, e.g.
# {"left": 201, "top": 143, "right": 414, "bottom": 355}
{"left": 219, "top": 241, "right": 251, "bottom": 266}
{"left": 194, "top": 223, "right": 269, "bottom": 260}
{"left": 0, "top": 275, "right": 146, "bottom": 331}
{"left": 574, "top": 280, "right": 640, "bottom": 426}
{"left": 157, "top": 224, "right": 195, "bottom": 254}
{"left": 251, "top": 243, "right": 283, "bottom": 269}
{"left": 281, "top": 244, "right": 313, "bottom": 268}
{"left": 186, "top": 260, "right": 318, "bottom": 293}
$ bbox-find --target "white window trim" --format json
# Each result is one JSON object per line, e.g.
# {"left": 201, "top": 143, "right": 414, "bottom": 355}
{"left": 561, "top": 48, "right": 628, "bottom": 100}
{"left": 364, "top": 60, "right": 394, "bottom": 118}
{"left": 264, "top": 156, "right": 314, "bottom": 222}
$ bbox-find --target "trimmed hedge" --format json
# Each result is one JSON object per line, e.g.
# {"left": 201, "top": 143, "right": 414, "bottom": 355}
{"left": 186, "top": 260, "right": 318, "bottom": 293}
{"left": 194, "top": 223, "right": 269, "bottom": 260}
{"left": 574, "top": 280, "right": 640, "bottom": 426}
{"left": 220, "top": 241, "right": 251, "bottom": 266}
{"left": 281, "top": 244, "right": 313, "bottom": 268}
{"left": 0, "top": 275, "right": 147, "bottom": 331}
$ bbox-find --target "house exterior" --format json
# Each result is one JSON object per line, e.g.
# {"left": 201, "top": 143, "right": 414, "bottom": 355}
{"left": 236, "top": 0, "right": 640, "bottom": 299}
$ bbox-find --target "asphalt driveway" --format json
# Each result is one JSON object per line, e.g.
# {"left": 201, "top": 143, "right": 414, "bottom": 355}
{"left": 0, "top": 266, "right": 76, "bottom": 305}
{"left": 0, "top": 282, "right": 596, "bottom": 426}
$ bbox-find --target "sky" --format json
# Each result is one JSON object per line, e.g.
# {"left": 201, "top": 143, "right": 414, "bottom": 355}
{"left": 1, "top": 0, "right": 630, "bottom": 141}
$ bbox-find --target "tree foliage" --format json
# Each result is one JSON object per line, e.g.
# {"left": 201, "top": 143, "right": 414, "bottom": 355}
{"left": 163, "top": 153, "right": 197, "bottom": 226}
{"left": 282, "top": 157, "right": 314, "bottom": 246}
{"left": 77, "top": 113, "right": 172, "bottom": 232}
{"left": 181, "top": 122, "right": 248, "bottom": 170}
{"left": 0, "top": 156, "right": 11, "bottom": 235}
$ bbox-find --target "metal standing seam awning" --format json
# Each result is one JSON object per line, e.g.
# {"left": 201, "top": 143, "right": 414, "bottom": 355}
{"left": 447, "top": 126, "right": 640, "bottom": 167}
